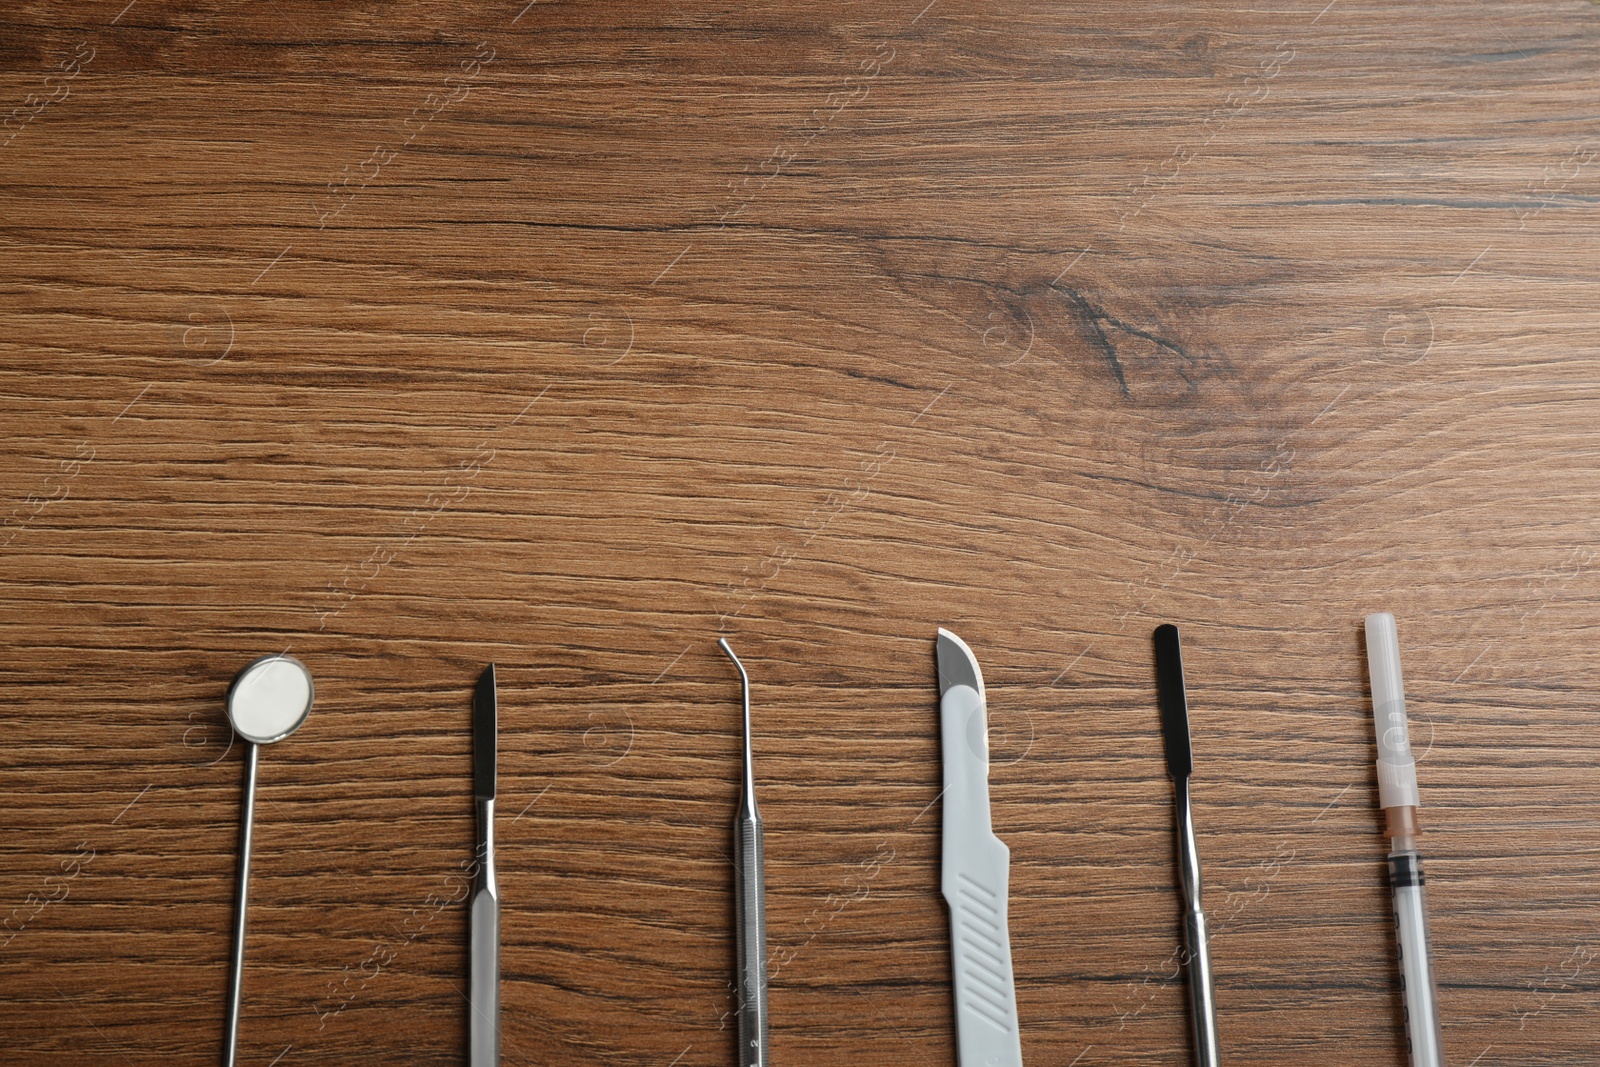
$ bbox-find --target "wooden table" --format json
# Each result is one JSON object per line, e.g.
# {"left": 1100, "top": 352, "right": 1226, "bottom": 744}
{"left": 3, "top": 2, "right": 1598, "bottom": 1064}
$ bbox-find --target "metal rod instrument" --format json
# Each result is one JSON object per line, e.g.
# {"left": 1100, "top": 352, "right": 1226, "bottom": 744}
{"left": 719, "top": 638, "right": 769, "bottom": 1067}
{"left": 222, "top": 654, "right": 314, "bottom": 1067}
{"left": 1153, "top": 624, "right": 1221, "bottom": 1067}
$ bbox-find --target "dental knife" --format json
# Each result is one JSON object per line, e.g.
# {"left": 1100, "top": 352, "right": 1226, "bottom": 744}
{"left": 936, "top": 628, "right": 1024, "bottom": 1067}
{"left": 718, "top": 638, "right": 769, "bottom": 1067}
{"left": 1153, "top": 624, "right": 1220, "bottom": 1067}
{"left": 1365, "top": 612, "right": 1445, "bottom": 1067}
{"left": 471, "top": 664, "right": 500, "bottom": 1067}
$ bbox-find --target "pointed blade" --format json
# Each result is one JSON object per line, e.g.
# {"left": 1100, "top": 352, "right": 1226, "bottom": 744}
{"left": 936, "top": 628, "right": 985, "bottom": 701}
{"left": 474, "top": 664, "right": 497, "bottom": 801}
{"left": 1153, "top": 624, "right": 1193, "bottom": 779}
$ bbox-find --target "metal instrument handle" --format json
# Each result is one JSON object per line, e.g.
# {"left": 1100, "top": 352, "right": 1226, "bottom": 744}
{"left": 470, "top": 796, "right": 499, "bottom": 1067}
{"left": 1184, "top": 908, "right": 1220, "bottom": 1067}
{"left": 223, "top": 742, "right": 258, "bottom": 1067}
{"left": 1176, "top": 780, "right": 1220, "bottom": 1067}
{"left": 734, "top": 811, "right": 769, "bottom": 1067}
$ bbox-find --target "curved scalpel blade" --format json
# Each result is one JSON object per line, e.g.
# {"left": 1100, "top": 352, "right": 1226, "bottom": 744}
{"left": 936, "top": 627, "right": 985, "bottom": 702}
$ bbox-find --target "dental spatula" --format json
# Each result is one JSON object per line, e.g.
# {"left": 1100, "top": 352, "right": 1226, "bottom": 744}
{"left": 936, "top": 628, "right": 1024, "bottom": 1067}
{"left": 223, "top": 654, "right": 314, "bottom": 1067}
{"left": 1153, "top": 623, "right": 1221, "bottom": 1067}
{"left": 470, "top": 664, "right": 500, "bottom": 1067}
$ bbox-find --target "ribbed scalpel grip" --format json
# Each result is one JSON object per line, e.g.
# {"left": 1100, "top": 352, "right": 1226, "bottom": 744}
{"left": 939, "top": 682, "right": 1023, "bottom": 1067}
{"left": 943, "top": 841, "right": 1024, "bottom": 1067}
{"left": 733, "top": 815, "right": 769, "bottom": 1067}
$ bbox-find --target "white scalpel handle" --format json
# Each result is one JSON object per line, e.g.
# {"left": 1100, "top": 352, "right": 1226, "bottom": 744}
{"left": 941, "top": 683, "right": 1024, "bottom": 1067}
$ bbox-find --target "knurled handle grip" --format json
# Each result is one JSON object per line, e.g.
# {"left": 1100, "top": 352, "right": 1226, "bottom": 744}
{"left": 733, "top": 815, "right": 769, "bottom": 1067}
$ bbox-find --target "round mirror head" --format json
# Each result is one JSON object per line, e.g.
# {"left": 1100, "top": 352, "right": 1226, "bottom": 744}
{"left": 226, "top": 654, "right": 314, "bottom": 744}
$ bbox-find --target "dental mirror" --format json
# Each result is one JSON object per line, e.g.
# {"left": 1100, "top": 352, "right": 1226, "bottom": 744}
{"left": 222, "top": 654, "right": 313, "bottom": 1067}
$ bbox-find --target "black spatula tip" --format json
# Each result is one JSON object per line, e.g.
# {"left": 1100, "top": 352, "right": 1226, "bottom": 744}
{"left": 1153, "top": 625, "right": 1194, "bottom": 779}
{"left": 473, "top": 664, "right": 497, "bottom": 800}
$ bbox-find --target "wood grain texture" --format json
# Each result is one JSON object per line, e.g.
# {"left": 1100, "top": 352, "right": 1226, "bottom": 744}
{"left": 3, "top": 1, "right": 1599, "bottom": 1063}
